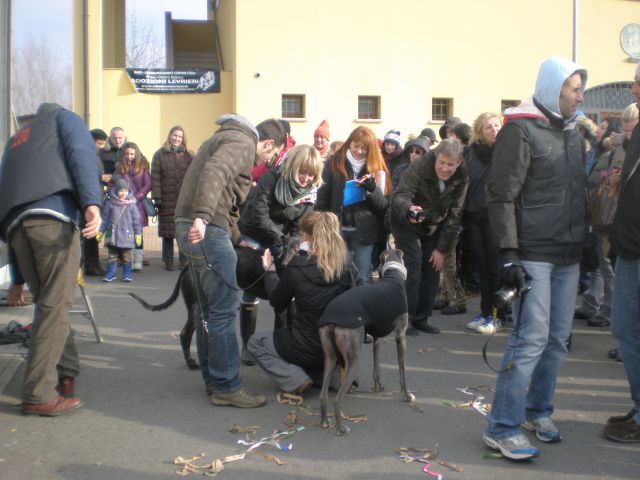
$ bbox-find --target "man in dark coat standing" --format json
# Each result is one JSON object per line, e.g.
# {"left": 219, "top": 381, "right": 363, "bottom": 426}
{"left": 0, "top": 103, "right": 102, "bottom": 416}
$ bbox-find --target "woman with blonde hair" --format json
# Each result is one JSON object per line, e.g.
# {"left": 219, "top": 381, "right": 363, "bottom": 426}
{"left": 151, "top": 125, "right": 194, "bottom": 270}
{"left": 237, "top": 145, "right": 323, "bottom": 364}
{"left": 316, "top": 126, "right": 390, "bottom": 283}
{"left": 111, "top": 141, "right": 151, "bottom": 270}
{"left": 246, "top": 211, "right": 361, "bottom": 394}
{"left": 463, "top": 112, "right": 504, "bottom": 333}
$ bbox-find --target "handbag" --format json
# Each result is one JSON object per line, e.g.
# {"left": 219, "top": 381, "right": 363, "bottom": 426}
{"left": 128, "top": 173, "right": 157, "bottom": 217}
{"left": 591, "top": 177, "right": 619, "bottom": 233}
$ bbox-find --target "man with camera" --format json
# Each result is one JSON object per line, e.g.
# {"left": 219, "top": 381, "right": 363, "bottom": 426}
{"left": 390, "top": 138, "right": 468, "bottom": 335}
{"left": 482, "top": 57, "right": 589, "bottom": 460}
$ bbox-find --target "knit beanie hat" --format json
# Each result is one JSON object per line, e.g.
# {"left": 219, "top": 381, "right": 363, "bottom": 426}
{"left": 419, "top": 128, "right": 437, "bottom": 145}
{"left": 115, "top": 179, "right": 129, "bottom": 193}
{"left": 90, "top": 128, "right": 108, "bottom": 141}
{"left": 314, "top": 120, "right": 330, "bottom": 140}
{"left": 383, "top": 130, "right": 401, "bottom": 147}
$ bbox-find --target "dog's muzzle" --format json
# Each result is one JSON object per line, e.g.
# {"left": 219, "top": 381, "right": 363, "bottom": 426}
{"left": 380, "top": 261, "right": 407, "bottom": 281}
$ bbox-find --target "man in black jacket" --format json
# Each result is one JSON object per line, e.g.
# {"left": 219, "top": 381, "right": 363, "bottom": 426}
{"left": 390, "top": 139, "right": 467, "bottom": 335}
{"left": 604, "top": 63, "right": 640, "bottom": 444}
{"left": 483, "top": 57, "right": 588, "bottom": 460}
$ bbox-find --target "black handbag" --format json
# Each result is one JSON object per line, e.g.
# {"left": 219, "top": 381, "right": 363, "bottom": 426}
{"left": 128, "top": 173, "right": 157, "bottom": 217}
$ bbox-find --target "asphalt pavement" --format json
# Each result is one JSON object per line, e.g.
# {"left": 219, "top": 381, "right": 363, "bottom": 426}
{"left": 0, "top": 260, "right": 638, "bottom": 480}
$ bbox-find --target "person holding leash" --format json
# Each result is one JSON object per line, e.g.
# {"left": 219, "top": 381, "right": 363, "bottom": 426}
{"left": 174, "top": 115, "right": 286, "bottom": 408}
{"left": 483, "top": 57, "right": 589, "bottom": 459}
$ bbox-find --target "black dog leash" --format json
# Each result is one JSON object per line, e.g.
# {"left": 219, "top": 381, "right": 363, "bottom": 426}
{"left": 482, "top": 292, "right": 528, "bottom": 374}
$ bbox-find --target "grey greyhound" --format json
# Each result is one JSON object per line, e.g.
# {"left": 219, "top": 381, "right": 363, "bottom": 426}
{"left": 317, "top": 249, "right": 411, "bottom": 435}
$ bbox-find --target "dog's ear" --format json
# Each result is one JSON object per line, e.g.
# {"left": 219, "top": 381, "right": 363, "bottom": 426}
{"left": 396, "top": 248, "right": 404, "bottom": 261}
{"left": 379, "top": 249, "right": 388, "bottom": 265}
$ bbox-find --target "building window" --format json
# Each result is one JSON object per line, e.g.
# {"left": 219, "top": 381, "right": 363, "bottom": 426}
{"left": 358, "top": 96, "right": 381, "bottom": 120}
{"left": 501, "top": 99, "right": 520, "bottom": 113}
{"left": 282, "top": 94, "right": 305, "bottom": 118}
{"left": 432, "top": 98, "right": 452, "bottom": 121}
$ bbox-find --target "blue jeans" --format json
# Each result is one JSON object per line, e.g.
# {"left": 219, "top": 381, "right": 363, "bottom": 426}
{"left": 176, "top": 222, "right": 242, "bottom": 394}
{"left": 611, "top": 257, "right": 640, "bottom": 422}
{"left": 341, "top": 229, "right": 374, "bottom": 284}
{"left": 485, "top": 261, "right": 579, "bottom": 439}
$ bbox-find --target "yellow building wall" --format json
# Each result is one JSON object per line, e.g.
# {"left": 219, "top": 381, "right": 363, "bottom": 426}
{"left": 227, "top": 0, "right": 639, "bottom": 144}
{"left": 99, "top": 69, "right": 234, "bottom": 160}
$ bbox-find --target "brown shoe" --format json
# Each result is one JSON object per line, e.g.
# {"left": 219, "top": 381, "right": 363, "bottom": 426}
{"left": 165, "top": 260, "right": 175, "bottom": 271}
{"left": 56, "top": 376, "right": 75, "bottom": 398}
{"left": 293, "top": 379, "right": 313, "bottom": 395}
{"left": 22, "top": 395, "right": 83, "bottom": 416}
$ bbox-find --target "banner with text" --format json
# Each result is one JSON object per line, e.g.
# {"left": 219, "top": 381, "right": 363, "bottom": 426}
{"left": 125, "top": 68, "right": 220, "bottom": 94}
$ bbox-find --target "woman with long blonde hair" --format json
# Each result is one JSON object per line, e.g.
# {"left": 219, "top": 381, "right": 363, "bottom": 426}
{"left": 245, "top": 211, "right": 360, "bottom": 394}
{"left": 463, "top": 112, "right": 504, "bottom": 333}
{"left": 316, "top": 126, "right": 390, "bottom": 283}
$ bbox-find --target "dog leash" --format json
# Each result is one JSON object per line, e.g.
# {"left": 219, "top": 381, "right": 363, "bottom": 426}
{"left": 481, "top": 292, "right": 528, "bottom": 374}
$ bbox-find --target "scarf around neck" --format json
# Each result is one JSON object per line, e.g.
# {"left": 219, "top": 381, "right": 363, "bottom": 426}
{"left": 346, "top": 150, "right": 366, "bottom": 178}
{"left": 274, "top": 169, "right": 316, "bottom": 206}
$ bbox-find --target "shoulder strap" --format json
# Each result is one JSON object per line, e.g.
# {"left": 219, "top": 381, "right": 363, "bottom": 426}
{"left": 128, "top": 172, "right": 141, "bottom": 191}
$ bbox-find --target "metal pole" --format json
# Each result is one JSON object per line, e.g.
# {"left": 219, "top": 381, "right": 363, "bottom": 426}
{"left": 1, "top": 0, "right": 12, "bottom": 148}
{"left": 572, "top": 0, "right": 578, "bottom": 63}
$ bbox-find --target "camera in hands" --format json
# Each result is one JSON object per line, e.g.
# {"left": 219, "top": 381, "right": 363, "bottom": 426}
{"left": 493, "top": 281, "right": 532, "bottom": 308}
{"left": 406, "top": 209, "right": 433, "bottom": 224}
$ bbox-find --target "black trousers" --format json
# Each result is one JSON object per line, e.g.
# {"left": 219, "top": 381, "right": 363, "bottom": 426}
{"left": 83, "top": 236, "right": 101, "bottom": 269}
{"left": 465, "top": 216, "right": 499, "bottom": 315}
{"left": 392, "top": 229, "right": 439, "bottom": 321}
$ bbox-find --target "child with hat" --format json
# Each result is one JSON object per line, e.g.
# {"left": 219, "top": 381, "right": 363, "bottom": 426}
{"left": 95, "top": 179, "right": 142, "bottom": 282}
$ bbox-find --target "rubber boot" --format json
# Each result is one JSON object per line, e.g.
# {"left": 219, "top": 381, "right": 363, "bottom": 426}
{"left": 122, "top": 263, "right": 133, "bottom": 282}
{"left": 103, "top": 262, "right": 117, "bottom": 282}
{"left": 240, "top": 302, "right": 258, "bottom": 366}
{"left": 132, "top": 249, "right": 143, "bottom": 271}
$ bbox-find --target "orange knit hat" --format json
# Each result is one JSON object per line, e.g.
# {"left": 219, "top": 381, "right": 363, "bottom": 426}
{"left": 314, "top": 119, "right": 330, "bottom": 140}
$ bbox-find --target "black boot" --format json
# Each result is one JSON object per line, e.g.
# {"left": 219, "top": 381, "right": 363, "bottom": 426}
{"left": 240, "top": 302, "right": 258, "bottom": 366}
{"left": 413, "top": 315, "right": 440, "bottom": 334}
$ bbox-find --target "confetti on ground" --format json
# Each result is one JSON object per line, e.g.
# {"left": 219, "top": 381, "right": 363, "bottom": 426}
{"left": 397, "top": 445, "right": 463, "bottom": 479}
{"left": 173, "top": 426, "right": 304, "bottom": 476}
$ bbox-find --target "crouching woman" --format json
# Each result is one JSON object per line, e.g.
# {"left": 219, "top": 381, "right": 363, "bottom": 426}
{"left": 246, "top": 211, "right": 361, "bottom": 394}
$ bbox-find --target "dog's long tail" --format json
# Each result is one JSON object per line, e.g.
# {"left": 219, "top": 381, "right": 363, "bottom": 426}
{"left": 128, "top": 267, "right": 188, "bottom": 311}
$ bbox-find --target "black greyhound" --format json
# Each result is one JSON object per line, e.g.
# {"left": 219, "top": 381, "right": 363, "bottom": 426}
{"left": 129, "top": 243, "right": 297, "bottom": 369}
{"left": 317, "top": 249, "right": 411, "bottom": 435}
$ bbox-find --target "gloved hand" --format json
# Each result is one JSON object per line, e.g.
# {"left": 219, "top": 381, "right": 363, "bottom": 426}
{"left": 498, "top": 249, "right": 530, "bottom": 292}
{"left": 95, "top": 232, "right": 104, "bottom": 243}
{"left": 359, "top": 175, "right": 377, "bottom": 193}
{"left": 269, "top": 243, "right": 284, "bottom": 260}
{"left": 135, "top": 234, "right": 142, "bottom": 247}
{"left": 153, "top": 198, "right": 162, "bottom": 209}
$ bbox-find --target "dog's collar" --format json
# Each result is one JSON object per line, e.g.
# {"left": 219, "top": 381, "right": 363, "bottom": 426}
{"left": 380, "top": 261, "right": 407, "bottom": 281}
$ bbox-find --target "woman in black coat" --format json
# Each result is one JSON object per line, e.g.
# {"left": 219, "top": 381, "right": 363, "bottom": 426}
{"left": 462, "top": 113, "right": 503, "bottom": 334}
{"left": 237, "top": 145, "right": 323, "bottom": 364}
{"left": 246, "top": 211, "right": 361, "bottom": 394}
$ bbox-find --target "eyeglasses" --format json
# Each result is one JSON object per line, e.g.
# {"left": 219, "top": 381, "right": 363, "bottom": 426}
{"left": 409, "top": 148, "right": 424, "bottom": 155}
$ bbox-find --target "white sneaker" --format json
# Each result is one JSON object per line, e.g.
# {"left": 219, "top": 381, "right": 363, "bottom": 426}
{"left": 466, "top": 314, "right": 487, "bottom": 330}
{"left": 476, "top": 317, "right": 504, "bottom": 334}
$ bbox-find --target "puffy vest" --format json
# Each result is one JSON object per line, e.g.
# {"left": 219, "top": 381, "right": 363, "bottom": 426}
{"left": 0, "top": 106, "right": 75, "bottom": 223}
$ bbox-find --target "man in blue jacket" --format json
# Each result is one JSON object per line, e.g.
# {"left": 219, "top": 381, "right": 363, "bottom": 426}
{"left": 604, "top": 63, "right": 640, "bottom": 443}
{"left": 483, "top": 58, "right": 588, "bottom": 459}
{"left": 0, "top": 103, "right": 102, "bottom": 416}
